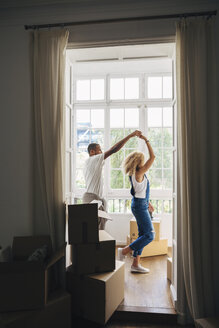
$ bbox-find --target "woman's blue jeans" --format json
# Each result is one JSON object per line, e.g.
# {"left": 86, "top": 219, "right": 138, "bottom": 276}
{"left": 129, "top": 197, "right": 154, "bottom": 257}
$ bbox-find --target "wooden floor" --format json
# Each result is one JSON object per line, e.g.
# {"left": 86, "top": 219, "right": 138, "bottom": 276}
{"left": 119, "top": 251, "right": 173, "bottom": 309}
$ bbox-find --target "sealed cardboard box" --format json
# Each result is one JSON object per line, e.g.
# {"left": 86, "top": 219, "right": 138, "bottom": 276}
{"left": 131, "top": 238, "right": 168, "bottom": 257}
{"left": 0, "top": 236, "right": 65, "bottom": 312}
{"left": 70, "top": 230, "right": 115, "bottom": 274}
{"left": 66, "top": 260, "right": 125, "bottom": 325}
{"left": 0, "top": 290, "right": 71, "bottom": 328}
{"left": 167, "top": 257, "right": 172, "bottom": 282}
{"left": 130, "top": 218, "right": 161, "bottom": 241}
{"left": 68, "top": 203, "right": 99, "bottom": 244}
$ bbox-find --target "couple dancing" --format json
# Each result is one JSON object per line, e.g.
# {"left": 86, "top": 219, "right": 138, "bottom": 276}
{"left": 83, "top": 130, "right": 155, "bottom": 274}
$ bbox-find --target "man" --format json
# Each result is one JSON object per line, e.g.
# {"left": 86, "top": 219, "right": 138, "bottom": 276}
{"left": 83, "top": 130, "right": 142, "bottom": 229}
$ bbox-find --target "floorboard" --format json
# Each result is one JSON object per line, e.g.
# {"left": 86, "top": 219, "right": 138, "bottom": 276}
{"left": 118, "top": 251, "right": 173, "bottom": 309}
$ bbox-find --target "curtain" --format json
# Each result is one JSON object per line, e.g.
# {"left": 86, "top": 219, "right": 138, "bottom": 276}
{"left": 33, "top": 29, "right": 69, "bottom": 255}
{"left": 176, "top": 17, "right": 219, "bottom": 321}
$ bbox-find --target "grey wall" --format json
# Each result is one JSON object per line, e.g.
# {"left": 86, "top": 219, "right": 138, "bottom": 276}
{"left": 0, "top": 0, "right": 218, "bottom": 248}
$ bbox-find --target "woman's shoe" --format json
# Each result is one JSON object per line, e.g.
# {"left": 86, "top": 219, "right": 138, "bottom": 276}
{"left": 117, "top": 248, "right": 125, "bottom": 261}
{"left": 131, "top": 264, "right": 150, "bottom": 273}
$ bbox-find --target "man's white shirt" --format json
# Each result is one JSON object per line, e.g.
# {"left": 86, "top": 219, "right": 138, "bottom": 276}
{"left": 83, "top": 153, "right": 105, "bottom": 198}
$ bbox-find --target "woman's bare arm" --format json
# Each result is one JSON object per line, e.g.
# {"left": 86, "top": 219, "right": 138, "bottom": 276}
{"left": 137, "top": 135, "right": 155, "bottom": 174}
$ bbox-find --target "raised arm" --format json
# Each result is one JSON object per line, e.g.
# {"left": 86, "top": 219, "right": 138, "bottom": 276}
{"left": 104, "top": 130, "right": 142, "bottom": 160}
{"left": 137, "top": 135, "right": 155, "bottom": 174}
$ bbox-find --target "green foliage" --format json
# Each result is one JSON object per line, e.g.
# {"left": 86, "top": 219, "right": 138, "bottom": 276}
{"left": 110, "top": 170, "right": 123, "bottom": 189}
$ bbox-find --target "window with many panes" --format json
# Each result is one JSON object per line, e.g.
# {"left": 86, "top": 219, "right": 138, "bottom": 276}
{"left": 66, "top": 59, "right": 174, "bottom": 218}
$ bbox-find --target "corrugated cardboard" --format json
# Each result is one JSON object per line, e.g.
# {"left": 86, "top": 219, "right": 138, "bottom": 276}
{"left": 0, "top": 236, "right": 65, "bottom": 312}
{"left": 167, "top": 257, "right": 172, "bottom": 282}
{"left": 68, "top": 203, "right": 99, "bottom": 244}
{"left": 0, "top": 289, "right": 71, "bottom": 328}
{"left": 66, "top": 260, "right": 125, "bottom": 325}
{"left": 70, "top": 230, "right": 115, "bottom": 274}
{"left": 131, "top": 238, "right": 168, "bottom": 257}
{"left": 130, "top": 218, "right": 161, "bottom": 241}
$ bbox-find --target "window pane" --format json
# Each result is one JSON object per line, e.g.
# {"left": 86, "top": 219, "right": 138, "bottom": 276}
{"left": 148, "top": 77, "right": 162, "bottom": 98}
{"left": 76, "top": 169, "right": 85, "bottom": 188}
{"left": 76, "top": 110, "right": 90, "bottom": 128}
{"left": 148, "top": 108, "right": 162, "bottom": 127}
{"left": 163, "top": 169, "right": 172, "bottom": 189}
{"left": 110, "top": 170, "right": 123, "bottom": 188}
{"left": 163, "top": 107, "right": 172, "bottom": 127}
{"left": 125, "top": 175, "right": 131, "bottom": 189}
{"left": 91, "top": 79, "right": 104, "bottom": 100}
{"left": 163, "top": 128, "right": 173, "bottom": 147}
{"left": 125, "top": 108, "right": 139, "bottom": 128}
{"left": 66, "top": 152, "right": 71, "bottom": 193}
{"left": 91, "top": 129, "right": 104, "bottom": 146}
{"left": 148, "top": 128, "right": 162, "bottom": 147}
{"left": 108, "top": 199, "right": 125, "bottom": 213}
{"left": 125, "top": 199, "right": 132, "bottom": 213}
{"left": 163, "top": 200, "right": 172, "bottom": 213}
{"left": 66, "top": 107, "right": 71, "bottom": 149}
{"left": 150, "top": 199, "right": 162, "bottom": 214}
{"left": 163, "top": 76, "right": 172, "bottom": 98}
{"left": 74, "top": 198, "right": 83, "bottom": 204}
{"left": 163, "top": 149, "right": 172, "bottom": 169}
{"left": 110, "top": 78, "right": 124, "bottom": 100}
{"left": 76, "top": 80, "right": 90, "bottom": 100}
{"left": 148, "top": 169, "right": 162, "bottom": 189}
{"left": 152, "top": 148, "right": 162, "bottom": 169}
{"left": 77, "top": 129, "right": 90, "bottom": 148}
{"left": 110, "top": 108, "right": 124, "bottom": 128}
{"left": 111, "top": 149, "right": 124, "bottom": 168}
{"left": 110, "top": 129, "right": 124, "bottom": 146}
{"left": 76, "top": 151, "right": 88, "bottom": 169}
{"left": 125, "top": 129, "right": 138, "bottom": 148}
{"left": 91, "top": 109, "right": 104, "bottom": 128}
{"left": 125, "top": 78, "right": 139, "bottom": 99}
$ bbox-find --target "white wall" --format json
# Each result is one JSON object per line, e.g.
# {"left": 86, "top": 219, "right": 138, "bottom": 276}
{"left": 0, "top": 0, "right": 218, "bottom": 252}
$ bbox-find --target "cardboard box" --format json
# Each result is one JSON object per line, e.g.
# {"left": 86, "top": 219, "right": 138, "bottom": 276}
{"left": 68, "top": 203, "right": 99, "bottom": 244}
{"left": 167, "top": 257, "right": 172, "bottom": 282}
{"left": 127, "top": 234, "right": 130, "bottom": 245}
{"left": 130, "top": 218, "right": 161, "bottom": 241}
{"left": 0, "top": 289, "right": 71, "bottom": 328}
{"left": 0, "top": 236, "right": 65, "bottom": 312}
{"left": 66, "top": 260, "right": 125, "bottom": 325}
{"left": 70, "top": 230, "right": 115, "bottom": 274}
{"left": 131, "top": 238, "right": 168, "bottom": 257}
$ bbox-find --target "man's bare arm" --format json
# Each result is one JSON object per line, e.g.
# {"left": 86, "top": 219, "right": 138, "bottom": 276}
{"left": 104, "top": 130, "right": 141, "bottom": 160}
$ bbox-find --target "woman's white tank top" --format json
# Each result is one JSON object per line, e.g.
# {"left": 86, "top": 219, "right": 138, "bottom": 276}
{"left": 132, "top": 174, "right": 147, "bottom": 198}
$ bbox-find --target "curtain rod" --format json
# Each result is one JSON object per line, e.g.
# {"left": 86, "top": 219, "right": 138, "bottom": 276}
{"left": 24, "top": 10, "right": 217, "bottom": 30}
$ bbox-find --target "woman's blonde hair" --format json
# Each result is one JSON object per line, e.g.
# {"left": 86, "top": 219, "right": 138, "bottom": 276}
{"left": 123, "top": 151, "right": 145, "bottom": 176}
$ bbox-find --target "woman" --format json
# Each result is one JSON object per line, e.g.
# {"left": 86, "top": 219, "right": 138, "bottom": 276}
{"left": 118, "top": 134, "right": 155, "bottom": 273}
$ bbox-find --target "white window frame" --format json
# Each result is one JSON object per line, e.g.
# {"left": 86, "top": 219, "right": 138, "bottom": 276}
{"left": 67, "top": 65, "right": 175, "bottom": 217}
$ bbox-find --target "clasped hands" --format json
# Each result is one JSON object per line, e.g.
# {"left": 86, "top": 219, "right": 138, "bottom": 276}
{"left": 130, "top": 130, "right": 148, "bottom": 141}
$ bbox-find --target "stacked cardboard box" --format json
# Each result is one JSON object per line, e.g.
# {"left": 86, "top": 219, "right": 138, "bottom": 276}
{"left": 67, "top": 203, "right": 125, "bottom": 325}
{"left": 128, "top": 218, "right": 168, "bottom": 257}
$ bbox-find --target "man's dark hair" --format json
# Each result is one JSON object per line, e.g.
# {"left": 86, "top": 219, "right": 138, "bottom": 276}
{"left": 87, "top": 143, "right": 99, "bottom": 154}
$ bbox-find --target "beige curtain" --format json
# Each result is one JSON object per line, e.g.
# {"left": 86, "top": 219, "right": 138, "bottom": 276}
{"left": 33, "top": 29, "right": 69, "bottom": 253}
{"left": 176, "top": 17, "right": 219, "bottom": 321}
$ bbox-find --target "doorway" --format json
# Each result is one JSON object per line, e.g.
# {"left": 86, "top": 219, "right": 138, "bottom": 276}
{"left": 65, "top": 42, "right": 177, "bottom": 313}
